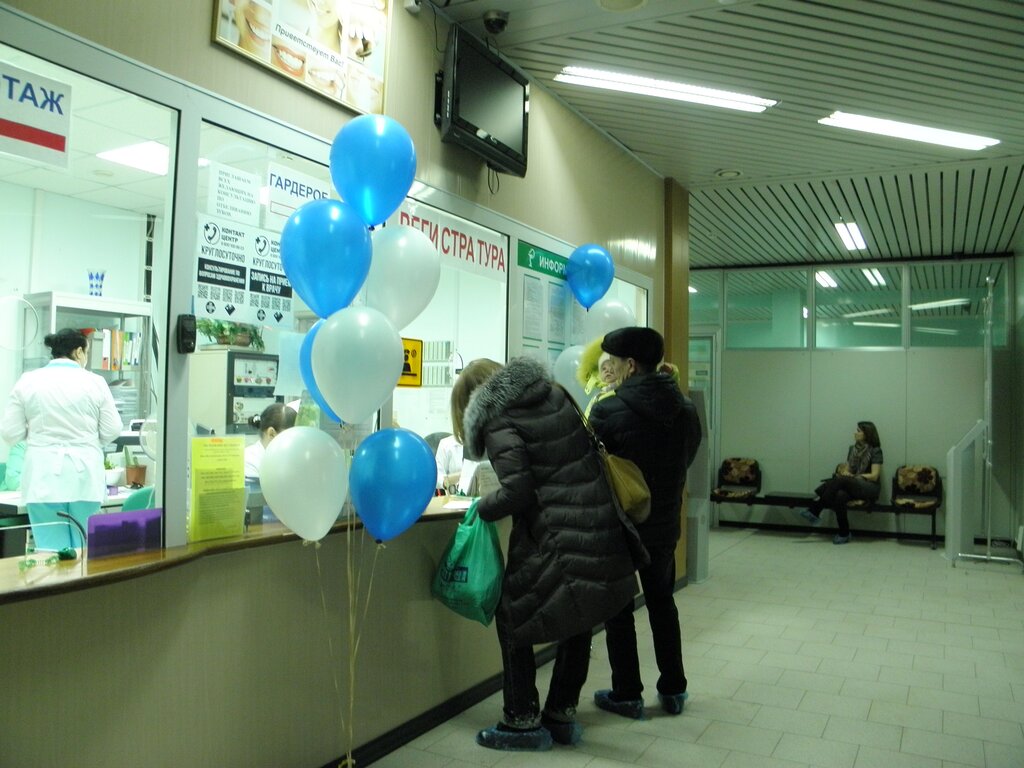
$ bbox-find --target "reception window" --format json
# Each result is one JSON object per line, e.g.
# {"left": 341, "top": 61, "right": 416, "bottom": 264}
{"left": 0, "top": 43, "right": 175, "bottom": 538}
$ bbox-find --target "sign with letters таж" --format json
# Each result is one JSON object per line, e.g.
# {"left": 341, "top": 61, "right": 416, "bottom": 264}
{"left": 0, "top": 63, "right": 71, "bottom": 167}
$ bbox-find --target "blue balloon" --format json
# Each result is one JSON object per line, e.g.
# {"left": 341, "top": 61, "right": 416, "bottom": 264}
{"left": 566, "top": 243, "right": 615, "bottom": 309}
{"left": 280, "top": 199, "right": 372, "bottom": 319}
{"left": 299, "top": 320, "right": 342, "bottom": 423}
{"left": 330, "top": 115, "right": 417, "bottom": 227}
{"left": 350, "top": 428, "right": 436, "bottom": 542}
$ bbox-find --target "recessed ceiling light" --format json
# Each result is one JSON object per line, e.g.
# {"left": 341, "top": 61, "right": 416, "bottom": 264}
{"left": 833, "top": 221, "right": 867, "bottom": 250}
{"left": 909, "top": 298, "right": 970, "bottom": 311}
{"left": 853, "top": 321, "right": 900, "bottom": 328}
{"left": 596, "top": 0, "right": 647, "bottom": 10}
{"left": 97, "top": 140, "right": 168, "bottom": 175}
{"left": 815, "top": 271, "right": 838, "bottom": 288}
{"left": 554, "top": 66, "right": 777, "bottom": 112}
{"left": 860, "top": 268, "right": 885, "bottom": 286}
{"left": 688, "top": 286, "right": 697, "bottom": 293}
{"left": 843, "top": 308, "right": 893, "bottom": 319}
{"left": 818, "top": 111, "right": 999, "bottom": 151}
{"left": 715, "top": 169, "right": 743, "bottom": 179}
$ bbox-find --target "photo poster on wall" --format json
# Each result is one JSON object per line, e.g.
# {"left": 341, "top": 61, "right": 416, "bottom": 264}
{"left": 513, "top": 239, "right": 575, "bottom": 369}
{"left": 211, "top": 0, "right": 389, "bottom": 115}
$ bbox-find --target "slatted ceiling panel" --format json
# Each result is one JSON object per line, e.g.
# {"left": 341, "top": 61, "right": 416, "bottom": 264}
{"left": 442, "top": 0, "right": 1024, "bottom": 268}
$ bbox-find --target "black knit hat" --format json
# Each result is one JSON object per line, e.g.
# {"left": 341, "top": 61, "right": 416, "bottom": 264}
{"left": 601, "top": 327, "right": 664, "bottom": 367}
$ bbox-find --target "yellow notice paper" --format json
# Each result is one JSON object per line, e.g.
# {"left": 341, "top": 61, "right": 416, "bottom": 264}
{"left": 189, "top": 436, "right": 246, "bottom": 542}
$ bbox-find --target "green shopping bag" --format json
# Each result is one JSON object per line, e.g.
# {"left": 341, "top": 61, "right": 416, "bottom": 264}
{"left": 431, "top": 499, "right": 504, "bottom": 626}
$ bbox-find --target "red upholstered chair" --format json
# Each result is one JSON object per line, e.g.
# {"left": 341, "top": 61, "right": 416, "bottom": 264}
{"left": 891, "top": 465, "right": 943, "bottom": 549}
{"left": 711, "top": 458, "right": 761, "bottom": 503}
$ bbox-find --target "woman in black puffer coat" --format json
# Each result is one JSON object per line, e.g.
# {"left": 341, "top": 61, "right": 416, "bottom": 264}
{"left": 453, "top": 356, "right": 639, "bottom": 752}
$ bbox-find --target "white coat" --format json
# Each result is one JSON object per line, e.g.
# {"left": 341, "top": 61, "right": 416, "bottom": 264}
{"left": 434, "top": 434, "right": 479, "bottom": 495}
{"left": 244, "top": 439, "right": 265, "bottom": 480}
{"left": 0, "top": 359, "right": 123, "bottom": 503}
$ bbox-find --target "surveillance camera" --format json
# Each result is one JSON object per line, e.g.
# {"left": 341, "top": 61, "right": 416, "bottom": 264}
{"left": 482, "top": 9, "right": 509, "bottom": 35}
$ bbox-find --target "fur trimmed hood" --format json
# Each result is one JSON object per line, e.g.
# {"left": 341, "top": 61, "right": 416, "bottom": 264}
{"left": 462, "top": 356, "right": 551, "bottom": 461}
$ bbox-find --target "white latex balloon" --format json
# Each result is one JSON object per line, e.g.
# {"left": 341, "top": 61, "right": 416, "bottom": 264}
{"left": 552, "top": 345, "right": 589, "bottom": 410}
{"left": 587, "top": 298, "right": 636, "bottom": 339}
{"left": 311, "top": 306, "right": 404, "bottom": 424}
{"left": 261, "top": 427, "right": 348, "bottom": 541}
{"left": 365, "top": 225, "right": 441, "bottom": 330}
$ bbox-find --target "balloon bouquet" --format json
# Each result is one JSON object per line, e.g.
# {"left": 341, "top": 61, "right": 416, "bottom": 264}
{"left": 262, "top": 114, "right": 441, "bottom": 765}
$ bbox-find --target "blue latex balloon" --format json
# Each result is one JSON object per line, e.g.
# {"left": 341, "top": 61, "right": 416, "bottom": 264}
{"left": 566, "top": 243, "right": 615, "bottom": 309}
{"left": 299, "top": 320, "right": 342, "bottom": 423}
{"left": 350, "top": 428, "right": 436, "bottom": 542}
{"left": 330, "top": 115, "right": 417, "bottom": 227}
{"left": 280, "top": 198, "right": 372, "bottom": 319}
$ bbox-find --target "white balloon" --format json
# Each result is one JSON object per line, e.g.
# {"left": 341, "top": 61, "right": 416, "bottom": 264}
{"left": 365, "top": 225, "right": 441, "bottom": 330}
{"left": 587, "top": 298, "right": 636, "bottom": 339}
{"left": 261, "top": 427, "right": 348, "bottom": 541}
{"left": 311, "top": 306, "right": 404, "bottom": 424}
{"left": 552, "top": 345, "right": 589, "bottom": 410}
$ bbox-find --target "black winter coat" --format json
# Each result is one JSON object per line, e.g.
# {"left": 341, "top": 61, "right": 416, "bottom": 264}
{"left": 462, "top": 357, "right": 639, "bottom": 645}
{"left": 589, "top": 372, "right": 701, "bottom": 548}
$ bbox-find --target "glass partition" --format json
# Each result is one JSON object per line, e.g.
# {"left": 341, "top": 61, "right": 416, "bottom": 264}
{"left": 909, "top": 261, "right": 1007, "bottom": 347}
{"left": 689, "top": 270, "right": 721, "bottom": 327}
{"left": 0, "top": 43, "right": 173, "bottom": 553}
{"left": 187, "top": 122, "right": 337, "bottom": 540}
{"left": 725, "top": 269, "right": 808, "bottom": 349}
{"left": 814, "top": 265, "right": 902, "bottom": 348}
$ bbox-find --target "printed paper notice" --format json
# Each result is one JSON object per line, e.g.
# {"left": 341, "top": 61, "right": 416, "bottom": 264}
{"left": 189, "top": 437, "right": 246, "bottom": 541}
{"left": 522, "top": 273, "right": 543, "bottom": 341}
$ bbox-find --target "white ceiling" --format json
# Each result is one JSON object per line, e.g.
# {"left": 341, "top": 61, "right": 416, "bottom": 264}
{"left": 438, "top": 0, "right": 1024, "bottom": 269}
{"left": 3, "top": 3, "right": 1022, "bottom": 275}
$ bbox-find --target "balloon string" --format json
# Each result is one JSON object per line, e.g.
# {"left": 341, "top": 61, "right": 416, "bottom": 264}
{"left": 314, "top": 545, "right": 346, "bottom": 759}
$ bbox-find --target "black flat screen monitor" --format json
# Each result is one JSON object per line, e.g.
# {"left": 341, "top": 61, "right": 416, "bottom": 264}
{"left": 439, "top": 25, "right": 529, "bottom": 178}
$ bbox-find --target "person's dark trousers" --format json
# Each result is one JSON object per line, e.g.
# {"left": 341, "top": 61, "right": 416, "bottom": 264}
{"left": 811, "top": 476, "right": 877, "bottom": 537}
{"left": 604, "top": 543, "right": 686, "bottom": 700}
{"left": 495, "top": 606, "right": 592, "bottom": 728}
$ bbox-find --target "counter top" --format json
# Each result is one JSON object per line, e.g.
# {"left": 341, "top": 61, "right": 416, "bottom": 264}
{"left": 0, "top": 495, "right": 466, "bottom": 605}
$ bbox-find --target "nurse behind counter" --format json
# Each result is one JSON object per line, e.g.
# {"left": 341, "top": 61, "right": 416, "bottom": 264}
{"left": 0, "top": 328, "right": 123, "bottom": 550}
{"left": 434, "top": 434, "right": 479, "bottom": 495}
{"left": 244, "top": 402, "right": 298, "bottom": 481}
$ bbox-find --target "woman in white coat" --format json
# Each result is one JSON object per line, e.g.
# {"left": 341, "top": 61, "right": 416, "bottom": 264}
{"left": 1, "top": 328, "right": 123, "bottom": 550}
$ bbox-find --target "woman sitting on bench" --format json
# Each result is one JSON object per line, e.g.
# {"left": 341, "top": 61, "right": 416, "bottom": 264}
{"left": 800, "top": 421, "right": 883, "bottom": 545}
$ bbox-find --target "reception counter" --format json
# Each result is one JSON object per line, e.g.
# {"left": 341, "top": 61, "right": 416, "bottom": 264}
{"left": 0, "top": 495, "right": 465, "bottom": 605}
{"left": 0, "top": 496, "right": 502, "bottom": 767}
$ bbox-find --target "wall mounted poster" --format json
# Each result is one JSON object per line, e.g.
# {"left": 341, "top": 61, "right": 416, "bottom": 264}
{"left": 213, "top": 0, "right": 389, "bottom": 115}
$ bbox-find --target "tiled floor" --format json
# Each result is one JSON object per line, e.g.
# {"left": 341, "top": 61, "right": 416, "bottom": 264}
{"left": 375, "top": 527, "right": 1024, "bottom": 767}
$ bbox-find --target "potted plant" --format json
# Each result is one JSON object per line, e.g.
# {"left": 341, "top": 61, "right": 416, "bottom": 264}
{"left": 123, "top": 446, "right": 147, "bottom": 487}
{"left": 103, "top": 456, "right": 122, "bottom": 487}
{"left": 196, "top": 319, "right": 264, "bottom": 351}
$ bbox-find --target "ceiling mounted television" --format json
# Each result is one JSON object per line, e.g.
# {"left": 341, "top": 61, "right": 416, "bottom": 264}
{"left": 437, "top": 25, "right": 529, "bottom": 178}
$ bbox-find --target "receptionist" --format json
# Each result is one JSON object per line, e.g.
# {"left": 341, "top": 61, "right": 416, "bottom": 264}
{"left": 244, "top": 402, "right": 297, "bottom": 480}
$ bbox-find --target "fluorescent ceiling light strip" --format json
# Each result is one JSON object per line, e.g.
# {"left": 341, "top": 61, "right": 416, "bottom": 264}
{"left": 842, "top": 307, "right": 893, "bottom": 319}
{"left": 853, "top": 321, "right": 900, "bottom": 328}
{"left": 861, "top": 268, "right": 878, "bottom": 286}
{"left": 833, "top": 222, "right": 867, "bottom": 251}
{"left": 870, "top": 268, "right": 885, "bottom": 285}
{"left": 97, "top": 140, "right": 169, "bottom": 176}
{"left": 916, "top": 327, "right": 959, "bottom": 335}
{"left": 908, "top": 298, "right": 970, "bottom": 311}
{"left": 815, "top": 271, "right": 837, "bottom": 288}
{"left": 554, "top": 67, "right": 776, "bottom": 113}
{"left": 818, "top": 111, "right": 999, "bottom": 150}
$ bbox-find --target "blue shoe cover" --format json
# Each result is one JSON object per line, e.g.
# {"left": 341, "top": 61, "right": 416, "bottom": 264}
{"left": 594, "top": 689, "right": 645, "bottom": 719}
{"left": 542, "top": 716, "right": 583, "bottom": 745}
{"left": 658, "top": 691, "right": 689, "bottom": 715}
{"left": 476, "top": 725, "right": 552, "bottom": 751}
